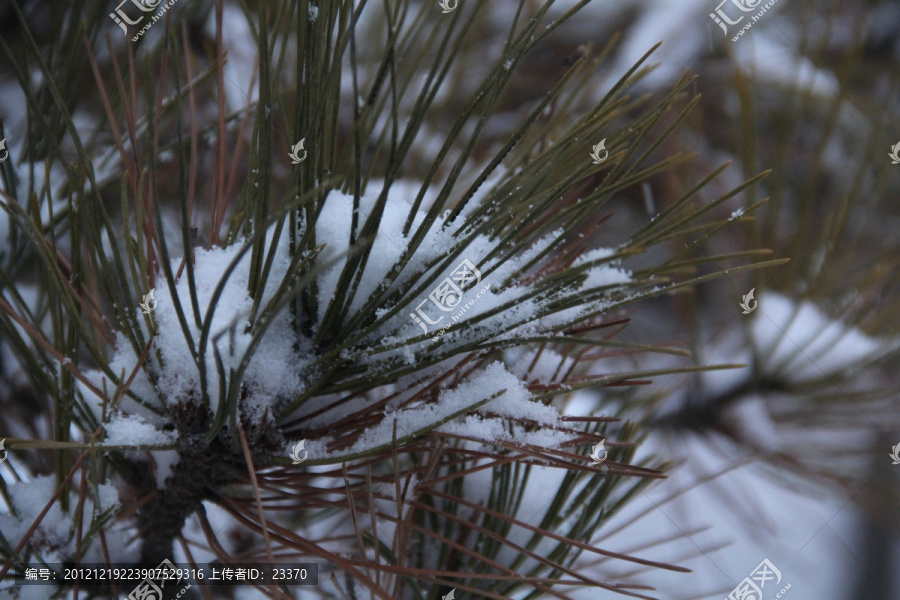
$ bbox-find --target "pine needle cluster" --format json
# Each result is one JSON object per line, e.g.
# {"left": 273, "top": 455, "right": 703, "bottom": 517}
{"left": 0, "top": 1, "right": 792, "bottom": 599}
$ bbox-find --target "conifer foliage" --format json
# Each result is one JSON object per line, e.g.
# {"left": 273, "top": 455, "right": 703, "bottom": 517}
{"left": 0, "top": 1, "right": 789, "bottom": 598}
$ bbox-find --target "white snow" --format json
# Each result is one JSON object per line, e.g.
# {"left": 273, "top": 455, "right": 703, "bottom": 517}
{"left": 0, "top": 476, "right": 74, "bottom": 556}
{"left": 750, "top": 292, "right": 884, "bottom": 382}
{"left": 574, "top": 248, "right": 632, "bottom": 288}
{"left": 0, "top": 476, "right": 121, "bottom": 560}
{"left": 598, "top": 432, "right": 856, "bottom": 600}
{"left": 146, "top": 452, "right": 177, "bottom": 491}
{"left": 297, "top": 361, "right": 569, "bottom": 463}
{"left": 81, "top": 227, "right": 315, "bottom": 425}
{"left": 630, "top": 290, "right": 896, "bottom": 597}
{"left": 319, "top": 362, "right": 559, "bottom": 455}
{"left": 373, "top": 473, "right": 418, "bottom": 503}
{"left": 102, "top": 413, "right": 176, "bottom": 447}
{"left": 76, "top": 175, "right": 634, "bottom": 462}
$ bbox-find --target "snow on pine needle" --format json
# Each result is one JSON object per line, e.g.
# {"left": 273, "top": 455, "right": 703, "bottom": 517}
{"left": 88, "top": 184, "right": 632, "bottom": 426}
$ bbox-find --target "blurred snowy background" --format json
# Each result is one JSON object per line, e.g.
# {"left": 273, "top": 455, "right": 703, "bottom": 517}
{"left": 543, "top": 1, "right": 900, "bottom": 599}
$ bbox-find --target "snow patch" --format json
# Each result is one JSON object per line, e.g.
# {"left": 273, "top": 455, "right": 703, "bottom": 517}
{"left": 752, "top": 292, "right": 884, "bottom": 381}
{"left": 0, "top": 476, "right": 120, "bottom": 560}
{"left": 103, "top": 413, "right": 176, "bottom": 447}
